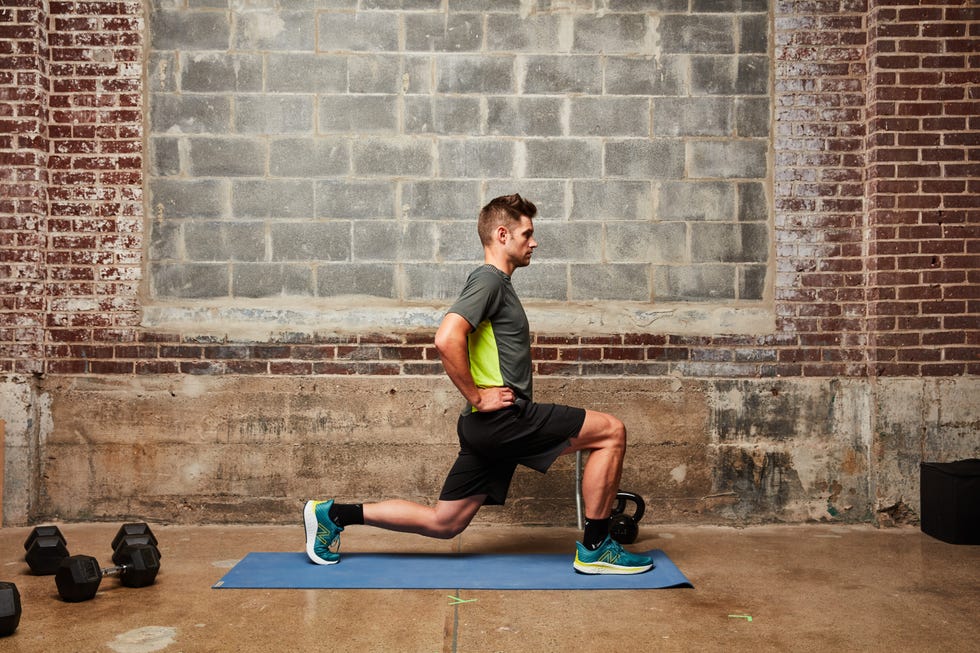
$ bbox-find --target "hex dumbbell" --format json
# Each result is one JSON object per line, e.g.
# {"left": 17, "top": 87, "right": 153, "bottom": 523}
{"left": 0, "top": 582, "right": 21, "bottom": 637}
{"left": 111, "top": 522, "right": 161, "bottom": 566}
{"left": 24, "top": 525, "right": 70, "bottom": 575}
{"left": 55, "top": 544, "right": 160, "bottom": 603}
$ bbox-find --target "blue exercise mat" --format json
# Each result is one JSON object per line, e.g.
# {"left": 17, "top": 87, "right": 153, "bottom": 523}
{"left": 213, "top": 550, "right": 692, "bottom": 590}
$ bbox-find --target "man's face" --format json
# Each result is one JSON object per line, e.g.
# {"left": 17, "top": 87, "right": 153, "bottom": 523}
{"left": 504, "top": 215, "right": 537, "bottom": 268}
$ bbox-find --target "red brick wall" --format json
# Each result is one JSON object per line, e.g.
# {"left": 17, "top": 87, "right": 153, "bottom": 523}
{"left": 0, "top": 0, "right": 47, "bottom": 375}
{"left": 866, "top": 0, "right": 980, "bottom": 376}
{"left": 1, "top": 0, "right": 977, "bottom": 379}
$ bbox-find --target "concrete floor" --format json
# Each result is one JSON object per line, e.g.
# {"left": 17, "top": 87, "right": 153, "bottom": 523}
{"left": 1, "top": 521, "right": 977, "bottom": 652}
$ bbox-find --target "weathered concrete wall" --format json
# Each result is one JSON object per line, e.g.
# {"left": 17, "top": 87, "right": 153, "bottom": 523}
{"left": 6, "top": 374, "right": 974, "bottom": 527}
{"left": 0, "top": 375, "right": 49, "bottom": 525}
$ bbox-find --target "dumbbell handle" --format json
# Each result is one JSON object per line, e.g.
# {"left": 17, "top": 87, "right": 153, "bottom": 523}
{"left": 100, "top": 563, "right": 132, "bottom": 579}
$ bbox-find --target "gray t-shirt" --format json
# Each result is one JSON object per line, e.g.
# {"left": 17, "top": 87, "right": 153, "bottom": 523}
{"left": 447, "top": 264, "right": 532, "bottom": 408}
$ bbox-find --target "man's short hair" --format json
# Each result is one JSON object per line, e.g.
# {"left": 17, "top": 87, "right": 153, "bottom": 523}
{"left": 477, "top": 194, "right": 537, "bottom": 247}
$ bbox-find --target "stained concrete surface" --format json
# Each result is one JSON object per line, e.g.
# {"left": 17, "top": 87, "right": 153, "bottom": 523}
{"left": 1, "top": 522, "right": 977, "bottom": 652}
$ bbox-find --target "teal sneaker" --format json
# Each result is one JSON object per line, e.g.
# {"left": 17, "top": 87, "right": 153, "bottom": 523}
{"left": 304, "top": 499, "right": 343, "bottom": 565}
{"left": 573, "top": 536, "right": 654, "bottom": 575}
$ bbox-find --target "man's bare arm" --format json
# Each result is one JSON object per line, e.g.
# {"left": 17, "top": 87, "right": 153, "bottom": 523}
{"left": 434, "top": 312, "right": 514, "bottom": 412}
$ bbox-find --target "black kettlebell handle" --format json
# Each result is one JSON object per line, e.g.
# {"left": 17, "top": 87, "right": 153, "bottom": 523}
{"left": 612, "top": 491, "right": 645, "bottom": 522}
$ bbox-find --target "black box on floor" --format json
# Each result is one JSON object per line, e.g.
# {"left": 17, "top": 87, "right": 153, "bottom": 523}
{"left": 920, "top": 459, "right": 980, "bottom": 545}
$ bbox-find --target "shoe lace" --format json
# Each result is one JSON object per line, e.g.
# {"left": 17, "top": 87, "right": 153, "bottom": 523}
{"left": 598, "top": 538, "right": 627, "bottom": 564}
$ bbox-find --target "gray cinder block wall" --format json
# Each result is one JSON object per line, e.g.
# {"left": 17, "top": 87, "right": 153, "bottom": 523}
{"left": 147, "top": 1, "right": 771, "bottom": 309}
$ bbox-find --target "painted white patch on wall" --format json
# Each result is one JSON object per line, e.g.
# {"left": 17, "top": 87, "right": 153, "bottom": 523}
{"left": 670, "top": 464, "right": 687, "bottom": 484}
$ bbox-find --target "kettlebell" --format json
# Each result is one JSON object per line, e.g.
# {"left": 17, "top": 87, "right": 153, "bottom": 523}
{"left": 609, "top": 491, "right": 645, "bottom": 544}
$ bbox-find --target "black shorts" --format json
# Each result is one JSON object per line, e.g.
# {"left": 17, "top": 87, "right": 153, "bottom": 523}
{"left": 439, "top": 400, "right": 587, "bottom": 506}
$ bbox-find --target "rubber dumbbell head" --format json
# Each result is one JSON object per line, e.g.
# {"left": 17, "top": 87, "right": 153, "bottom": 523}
{"left": 56, "top": 555, "right": 103, "bottom": 603}
{"left": 25, "top": 526, "right": 70, "bottom": 575}
{"left": 112, "top": 534, "right": 162, "bottom": 566}
{"left": 0, "top": 582, "right": 21, "bottom": 637}
{"left": 111, "top": 523, "right": 157, "bottom": 551}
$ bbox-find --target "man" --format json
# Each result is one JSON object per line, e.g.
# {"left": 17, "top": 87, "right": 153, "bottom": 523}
{"left": 304, "top": 194, "right": 653, "bottom": 575}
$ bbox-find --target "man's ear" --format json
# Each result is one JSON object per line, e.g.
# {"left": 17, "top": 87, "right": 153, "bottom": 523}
{"left": 495, "top": 224, "right": 509, "bottom": 244}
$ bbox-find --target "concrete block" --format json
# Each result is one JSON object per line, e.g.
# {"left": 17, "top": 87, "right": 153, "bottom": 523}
{"left": 525, "top": 139, "right": 601, "bottom": 179}
{"left": 739, "top": 264, "right": 766, "bottom": 300}
{"left": 404, "top": 263, "right": 475, "bottom": 300}
{"left": 149, "top": 137, "right": 180, "bottom": 176}
{"left": 605, "top": 222, "right": 687, "bottom": 264}
{"left": 266, "top": 54, "right": 347, "bottom": 93}
{"left": 187, "top": 137, "right": 266, "bottom": 177}
{"left": 438, "top": 139, "right": 515, "bottom": 178}
{"left": 691, "top": 222, "right": 768, "bottom": 263}
{"left": 348, "top": 54, "right": 402, "bottom": 93}
{"left": 573, "top": 14, "right": 650, "bottom": 54}
{"left": 150, "top": 179, "right": 228, "bottom": 219}
{"left": 271, "top": 222, "right": 351, "bottom": 261}
{"left": 150, "top": 10, "right": 231, "bottom": 51}
{"left": 402, "top": 55, "right": 434, "bottom": 94}
{"left": 233, "top": 263, "right": 315, "bottom": 298}
{"left": 736, "top": 97, "right": 770, "bottom": 138}
{"left": 569, "top": 97, "right": 650, "bottom": 137}
{"left": 318, "top": 12, "right": 399, "bottom": 52}
{"left": 530, "top": 221, "right": 602, "bottom": 262}
{"left": 185, "top": 222, "right": 266, "bottom": 262}
{"left": 363, "top": 0, "right": 442, "bottom": 8}
{"left": 404, "top": 13, "right": 484, "bottom": 52}
{"left": 511, "top": 262, "right": 568, "bottom": 300}
{"left": 691, "top": 55, "right": 736, "bottom": 95}
{"left": 353, "top": 221, "right": 437, "bottom": 262}
{"left": 231, "top": 180, "right": 315, "bottom": 219}
{"left": 402, "top": 180, "right": 482, "bottom": 219}
{"left": 235, "top": 96, "right": 314, "bottom": 134}
{"left": 654, "top": 97, "right": 733, "bottom": 137}
{"left": 317, "top": 263, "right": 397, "bottom": 298}
{"left": 450, "top": 0, "right": 522, "bottom": 10}
{"left": 486, "top": 14, "right": 564, "bottom": 52}
{"left": 181, "top": 53, "right": 262, "bottom": 92}
{"left": 151, "top": 262, "right": 229, "bottom": 298}
{"left": 435, "top": 222, "right": 483, "bottom": 261}
{"left": 405, "top": 96, "right": 482, "bottom": 135}
{"left": 436, "top": 55, "right": 515, "bottom": 94}
{"left": 315, "top": 180, "right": 396, "bottom": 218}
{"left": 739, "top": 13, "right": 769, "bottom": 54}
{"left": 148, "top": 52, "right": 178, "bottom": 92}
{"left": 269, "top": 138, "right": 351, "bottom": 178}
{"left": 605, "top": 55, "right": 685, "bottom": 96}
{"left": 688, "top": 140, "right": 768, "bottom": 179}
{"left": 235, "top": 10, "right": 316, "bottom": 51}
{"left": 570, "top": 180, "right": 653, "bottom": 221}
{"left": 606, "top": 0, "right": 688, "bottom": 8}
{"left": 150, "top": 94, "right": 231, "bottom": 134}
{"left": 523, "top": 55, "right": 601, "bottom": 95}
{"left": 352, "top": 139, "right": 434, "bottom": 177}
{"left": 605, "top": 139, "right": 684, "bottom": 179}
{"left": 319, "top": 95, "right": 398, "bottom": 133}
{"left": 654, "top": 264, "right": 736, "bottom": 301}
{"left": 486, "top": 97, "right": 565, "bottom": 137}
{"left": 484, "top": 180, "right": 568, "bottom": 218}
{"left": 658, "top": 181, "right": 735, "bottom": 222}
{"left": 147, "top": 220, "right": 181, "bottom": 260}
{"left": 570, "top": 264, "right": 650, "bottom": 301}
{"left": 658, "top": 15, "right": 735, "bottom": 54}
{"left": 737, "top": 55, "right": 769, "bottom": 95}
{"left": 738, "top": 182, "right": 768, "bottom": 222}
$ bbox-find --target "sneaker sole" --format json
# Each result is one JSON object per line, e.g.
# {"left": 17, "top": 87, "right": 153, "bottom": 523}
{"left": 573, "top": 558, "right": 654, "bottom": 575}
{"left": 304, "top": 500, "right": 339, "bottom": 566}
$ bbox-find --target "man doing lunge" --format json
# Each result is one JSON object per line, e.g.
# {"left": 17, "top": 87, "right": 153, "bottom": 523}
{"left": 304, "top": 193, "right": 653, "bottom": 575}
